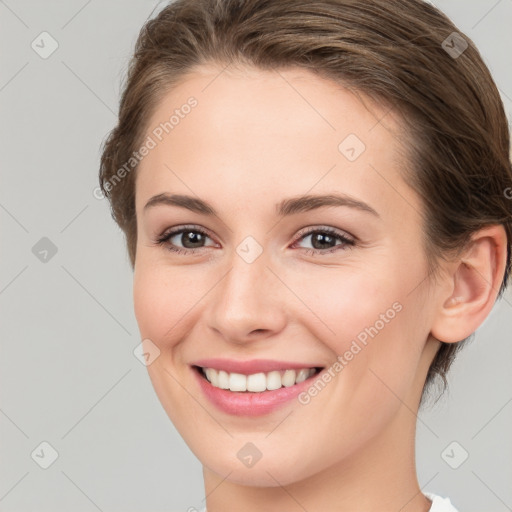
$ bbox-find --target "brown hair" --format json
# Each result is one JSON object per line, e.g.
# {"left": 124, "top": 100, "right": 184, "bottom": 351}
{"left": 99, "top": 0, "right": 512, "bottom": 404}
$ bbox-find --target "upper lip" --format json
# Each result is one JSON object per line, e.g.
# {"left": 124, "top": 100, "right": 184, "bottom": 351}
{"left": 191, "top": 358, "right": 323, "bottom": 375}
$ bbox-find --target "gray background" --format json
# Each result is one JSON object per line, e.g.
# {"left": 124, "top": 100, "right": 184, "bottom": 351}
{"left": 0, "top": 1, "right": 511, "bottom": 511}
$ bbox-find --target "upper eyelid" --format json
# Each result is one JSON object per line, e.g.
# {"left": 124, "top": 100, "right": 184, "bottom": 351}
{"left": 294, "top": 225, "right": 355, "bottom": 240}
{"left": 160, "top": 224, "right": 213, "bottom": 238}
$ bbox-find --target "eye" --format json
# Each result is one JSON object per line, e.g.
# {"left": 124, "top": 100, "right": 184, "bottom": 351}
{"left": 155, "top": 225, "right": 217, "bottom": 254}
{"left": 154, "top": 225, "right": 355, "bottom": 256}
{"left": 292, "top": 226, "right": 355, "bottom": 255}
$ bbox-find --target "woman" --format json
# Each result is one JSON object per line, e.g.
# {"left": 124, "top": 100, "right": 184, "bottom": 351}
{"left": 99, "top": 1, "right": 512, "bottom": 510}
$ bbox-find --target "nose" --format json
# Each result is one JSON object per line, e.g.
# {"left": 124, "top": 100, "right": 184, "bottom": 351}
{"left": 204, "top": 247, "right": 287, "bottom": 345}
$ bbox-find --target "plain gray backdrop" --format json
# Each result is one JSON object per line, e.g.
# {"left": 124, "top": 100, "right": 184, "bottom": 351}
{"left": 1, "top": 1, "right": 511, "bottom": 511}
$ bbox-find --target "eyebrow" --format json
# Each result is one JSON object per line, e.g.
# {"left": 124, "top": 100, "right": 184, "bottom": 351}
{"left": 143, "top": 193, "right": 379, "bottom": 218}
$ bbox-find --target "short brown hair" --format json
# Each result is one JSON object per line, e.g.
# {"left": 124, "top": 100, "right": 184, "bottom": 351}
{"left": 99, "top": 0, "right": 512, "bottom": 403}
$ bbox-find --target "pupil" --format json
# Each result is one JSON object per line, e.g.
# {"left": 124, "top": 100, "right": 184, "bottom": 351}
{"left": 312, "top": 232, "right": 335, "bottom": 249}
{"left": 183, "top": 231, "right": 204, "bottom": 248}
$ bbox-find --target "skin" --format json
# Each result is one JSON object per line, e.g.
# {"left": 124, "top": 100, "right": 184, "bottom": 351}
{"left": 132, "top": 64, "right": 507, "bottom": 512}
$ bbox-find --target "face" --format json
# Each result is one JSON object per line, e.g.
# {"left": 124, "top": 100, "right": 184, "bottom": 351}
{"left": 133, "top": 64, "right": 440, "bottom": 487}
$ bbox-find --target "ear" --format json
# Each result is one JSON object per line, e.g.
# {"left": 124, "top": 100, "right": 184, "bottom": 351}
{"left": 430, "top": 225, "right": 508, "bottom": 343}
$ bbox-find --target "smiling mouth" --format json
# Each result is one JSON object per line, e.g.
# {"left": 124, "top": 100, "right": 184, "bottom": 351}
{"left": 194, "top": 366, "right": 323, "bottom": 393}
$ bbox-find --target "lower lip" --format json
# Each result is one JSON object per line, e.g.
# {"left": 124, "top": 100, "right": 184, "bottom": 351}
{"left": 193, "top": 367, "right": 320, "bottom": 416}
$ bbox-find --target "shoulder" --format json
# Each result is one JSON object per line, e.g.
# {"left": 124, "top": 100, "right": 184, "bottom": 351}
{"left": 424, "top": 492, "right": 460, "bottom": 512}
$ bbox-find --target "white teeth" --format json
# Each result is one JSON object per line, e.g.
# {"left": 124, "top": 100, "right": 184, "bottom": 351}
{"left": 266, "top": 371, "right": 282, "bottom": 390}
{"left": 218, "top": 370, "right": 230, "bottom": 390}
{"left": 281, "top": 369, "right": 296, "bottom": 387}
{"left": 247, "top": 372, "right": 267, "bottom": 392}
{"left": 295, "top": 369, "right": 310, "bottom": 384}
{"left": 201, "top": 367, "right": 317, "bottom": 392}
{"left": 205, "top": 368, "right": 219, "bottom": 387}
{"left": 229, "top": 372, "right": 247, "bottom": 392}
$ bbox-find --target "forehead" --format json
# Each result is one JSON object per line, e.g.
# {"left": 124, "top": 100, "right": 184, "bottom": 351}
{"left": 135, "top": 65, "right": 416, "bottom": 223}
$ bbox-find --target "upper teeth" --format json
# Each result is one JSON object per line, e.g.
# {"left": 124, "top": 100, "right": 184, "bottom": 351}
{"left": 202, "top": 368, "right": 316, "bottom": 392}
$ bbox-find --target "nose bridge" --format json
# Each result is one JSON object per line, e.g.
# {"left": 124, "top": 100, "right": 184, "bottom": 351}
{"left": 206, "top": 239, "right": 286, "bottom": 341}
{"left": 225, "top": 253, "right": 267, "bottom": 304}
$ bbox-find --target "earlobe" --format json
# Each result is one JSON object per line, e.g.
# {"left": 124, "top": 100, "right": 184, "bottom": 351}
{"left": 431, "top": 225, "right": 507, "bottom": 344}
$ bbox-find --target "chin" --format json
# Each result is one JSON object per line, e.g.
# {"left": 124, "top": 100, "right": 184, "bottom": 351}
{"left": 200, "top": 448, "right": 322, "bottom": 488}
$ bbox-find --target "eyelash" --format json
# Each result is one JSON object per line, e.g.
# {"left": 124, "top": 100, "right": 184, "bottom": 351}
{"left": 155, "top": 225, "right": 356, "bottom": 256}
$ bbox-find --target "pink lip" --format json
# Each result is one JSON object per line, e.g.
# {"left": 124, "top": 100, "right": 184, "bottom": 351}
{"left": 191, "top": 361, "right": 323, "bottom": 417}
{"left": 191, "top": 358, "right": 320, "bottom": 375}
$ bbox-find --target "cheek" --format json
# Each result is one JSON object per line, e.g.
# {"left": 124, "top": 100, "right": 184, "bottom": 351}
{"left": 133, "top": 258, "right": 199, "bottom": 347}
{"left": 291, "top": 262, "right": 403, "bottom": 346}
{"left": 292, "top": 259, "right": 428, "bottom": 397}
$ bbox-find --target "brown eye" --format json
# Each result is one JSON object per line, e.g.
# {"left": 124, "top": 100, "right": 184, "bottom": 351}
{"left": 176, "top": 230, "right": 207, "bottom": 249}
{"left": 156, "top": 226, "right": 216, "bottom": 254}
{"left": 293, "top": 227, "right": 355, "bottom": 255}
{"left": 309, "top": 232, "right": 338, "bottom": 250}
